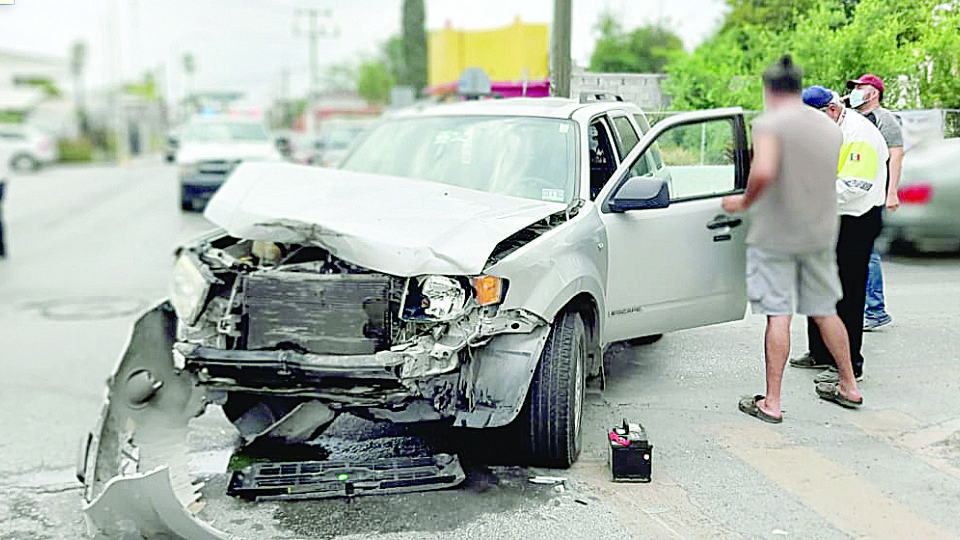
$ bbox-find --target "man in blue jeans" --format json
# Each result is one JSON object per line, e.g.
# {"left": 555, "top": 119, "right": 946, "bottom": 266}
{"left": 865, "top": 250, "right": 890, "bottom": 328}
{"left": 845, "top": 74, "right": 902, "bottom": 330}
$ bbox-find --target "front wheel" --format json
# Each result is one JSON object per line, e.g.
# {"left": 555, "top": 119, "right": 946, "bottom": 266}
{"left": 11, "top": 153, "right": 39, "bottom": 172}
{"left": 179, "top": 186, "right": 194, "bottom": 211}
{"left": 519, "top": 310, "right": 587, "bottom": 468}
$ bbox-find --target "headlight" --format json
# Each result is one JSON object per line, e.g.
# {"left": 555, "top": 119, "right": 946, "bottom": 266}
{"left": 402, "top": 275, "right": 507, "bottom": 321}
{"left": 178, "top": 162, "right": 199, "bottom": 178}
{"left": 170, "top": 253, "right": 212, "bottom": 325}
{"left": 420, "top": 276, "right": 467, "bottom": 320}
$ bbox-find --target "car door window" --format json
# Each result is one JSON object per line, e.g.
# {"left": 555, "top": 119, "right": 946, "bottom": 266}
{"left": 633, "top": 114, "right": 664, "bottom": 170}
{"left": 589, "top": 119, "right": 618, "bottom": 200}
{"left": 610, "top": 116, "right": 640, "bottom": 156}
{"left": 629, "top": 118, "right": 739, "bottom": 201}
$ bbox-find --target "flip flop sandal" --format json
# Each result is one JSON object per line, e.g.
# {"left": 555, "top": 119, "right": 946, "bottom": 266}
{"left": 738, "top": 394, "right": 782, "bottom": 423}
{"left": 815, "top": 382, "right": 863, "bottom": 409}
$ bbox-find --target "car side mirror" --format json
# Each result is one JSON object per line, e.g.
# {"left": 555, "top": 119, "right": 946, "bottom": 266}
{"left": 607, "top": 176, "right": 669, "bottom": 212}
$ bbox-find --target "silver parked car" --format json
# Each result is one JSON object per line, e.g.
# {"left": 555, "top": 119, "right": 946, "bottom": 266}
{"left": 80, "top": 97, "right": 751, "bottom": 538}
{"left": 882, "top": 138, "right": 960, "bottom": 253}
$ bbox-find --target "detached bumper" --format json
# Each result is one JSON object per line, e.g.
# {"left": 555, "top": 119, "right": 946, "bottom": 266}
{"left": 79, "top": 302, "right": 222, "bottom": 539}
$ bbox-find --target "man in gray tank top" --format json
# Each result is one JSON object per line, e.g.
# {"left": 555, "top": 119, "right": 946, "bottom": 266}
{"left": 722, "top": 55, "right": 863, "bottom": 423}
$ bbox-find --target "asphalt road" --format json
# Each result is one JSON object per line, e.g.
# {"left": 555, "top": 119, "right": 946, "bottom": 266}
{"left": 1, "top": 160, "right": 959, "bottom": 540}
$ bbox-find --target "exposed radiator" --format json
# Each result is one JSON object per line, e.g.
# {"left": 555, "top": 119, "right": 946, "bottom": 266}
{"left": 242, "top": 271, "right": 397, "bottom": 355}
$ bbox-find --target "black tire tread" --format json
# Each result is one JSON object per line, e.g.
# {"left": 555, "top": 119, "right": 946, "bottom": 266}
{"left": 522, "top": 310, "right": 585, "bottom": 468}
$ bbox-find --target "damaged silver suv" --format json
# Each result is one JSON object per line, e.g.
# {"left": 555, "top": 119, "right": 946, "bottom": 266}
{"left": 81, "top": 98, "right": 751, "bottom": 536}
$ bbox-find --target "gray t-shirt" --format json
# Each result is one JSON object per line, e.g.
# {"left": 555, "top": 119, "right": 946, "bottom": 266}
{"left": 746, "top": 104, "right": 844, "bottom": 253}
{"left": 864, "top": 106, "right": 903, "bottom": 148}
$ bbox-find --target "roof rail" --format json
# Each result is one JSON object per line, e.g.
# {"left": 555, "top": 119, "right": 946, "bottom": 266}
{"left": 579, "top": 92, "right": 624, "bottom": 104}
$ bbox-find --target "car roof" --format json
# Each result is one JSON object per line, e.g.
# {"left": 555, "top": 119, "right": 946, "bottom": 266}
{"left": 386, "top": 97, "right": 644, "bottom": 121}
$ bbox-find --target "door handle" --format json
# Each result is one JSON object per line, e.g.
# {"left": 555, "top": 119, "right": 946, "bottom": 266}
{"left": 707, "top": 216, "right": 743, "bottom": 230}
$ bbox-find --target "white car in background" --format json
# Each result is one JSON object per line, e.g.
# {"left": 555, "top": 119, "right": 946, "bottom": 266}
{"left": 176, "top": 118, "right": 284, "bottom": 211}
{"left": 0, "top": 124, "right": 58, "bottom": 171}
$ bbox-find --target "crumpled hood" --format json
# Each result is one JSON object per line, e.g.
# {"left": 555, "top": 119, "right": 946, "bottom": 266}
{"left": 204, "top": 162, "right": 566, "bottom": 276}
{"left": 176, "top": 142, "right": 282, "bottom": 164}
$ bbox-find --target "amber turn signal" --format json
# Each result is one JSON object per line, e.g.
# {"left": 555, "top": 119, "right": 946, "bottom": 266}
{"left": 471, "top": 276, "right": 505, "bottom": 306}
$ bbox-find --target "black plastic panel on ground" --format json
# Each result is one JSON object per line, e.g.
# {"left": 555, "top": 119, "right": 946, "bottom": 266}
{"left": 227, "top": 453, "right": 466, "bottom": 501}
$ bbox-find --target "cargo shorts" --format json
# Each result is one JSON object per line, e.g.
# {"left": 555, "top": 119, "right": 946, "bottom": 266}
{"left": 746, "top": 246, "right": 842, "bottom": 316}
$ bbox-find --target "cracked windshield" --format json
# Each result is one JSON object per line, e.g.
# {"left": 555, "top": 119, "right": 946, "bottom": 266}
{"left": 1, "top": 0, "right": 959, "bottom": 539}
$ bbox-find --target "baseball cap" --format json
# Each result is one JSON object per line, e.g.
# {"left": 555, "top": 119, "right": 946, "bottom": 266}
{"left": 845, "top": 74, "right": 885, "bottom": 93}
{"left": 802, "top": 85, "right": 837, "bottom": 109}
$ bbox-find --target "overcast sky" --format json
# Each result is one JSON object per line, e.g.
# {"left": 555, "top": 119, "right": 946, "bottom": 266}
{"left": 0, "top": 0, "right": 727, "bottom": 106}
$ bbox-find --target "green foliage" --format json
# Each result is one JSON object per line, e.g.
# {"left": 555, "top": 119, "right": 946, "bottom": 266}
{"left": 401, "top": 0, "right": 428, "bottom": 94}
{"left": 723, "top": 0, "right": 819, "bottom": 31}
{"left": 0, "top": 111, "right": 26, "bottom": 123}
{"left": 14, "top": 77, "right": 61, "bottom": 98}
{"left": 357, "top": 60, "right": 394, "bottom": 104}
{"left": 665, "top": 0, "right": 960, "bottom": 110}
{"left": 57, "top": 137, "right": 95, "bottom": 163}
{"left": 383, "top": 35, "right": 404, "bottom": 85}
{"left": 589, "top": 11, "right": 683, "bottom": 73}
{"left": 663, "top": 27, "right": 769, "bottom": 110}
{"left": 125, "top": 72, "right": 159, "bottom": 101}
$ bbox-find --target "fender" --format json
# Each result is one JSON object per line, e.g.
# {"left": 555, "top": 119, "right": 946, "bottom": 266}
{"left": 486, "top": 211, "right": 608, "bottom": 343}
{"left": 453, "top": 324, "right": 550, "bottom": 428}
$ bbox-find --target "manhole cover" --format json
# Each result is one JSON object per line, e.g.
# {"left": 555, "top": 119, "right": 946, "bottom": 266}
{"left": 27, "top": 296, "right": 147, "bottom": 321}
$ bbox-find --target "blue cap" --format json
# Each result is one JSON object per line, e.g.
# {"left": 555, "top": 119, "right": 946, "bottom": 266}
{"left": 802, "top": 85, "right": 835, "bottom": 109}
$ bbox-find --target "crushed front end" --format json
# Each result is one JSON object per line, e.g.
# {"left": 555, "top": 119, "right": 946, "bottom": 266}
{"left": 80, "top": 230, "right": 550, "bottom": 537}
{"left": 172, "top": 233, "right": 546, "bottom": 440}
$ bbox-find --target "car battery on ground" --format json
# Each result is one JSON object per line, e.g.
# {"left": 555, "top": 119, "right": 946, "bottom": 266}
{"left": 609, "top": 419, "right": 652, "bottom": 482}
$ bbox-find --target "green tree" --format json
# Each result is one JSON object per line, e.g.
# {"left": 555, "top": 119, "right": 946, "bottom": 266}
{"left": 589, "top": 11, "right": 683, "bottom": 73}
{"left": 383, "top": 35, "right": 405, "bottom": 85}
{"left": 125, "top": 72, "right": 160, "bottom": 101}
{"left": 401, "top": 0, "right": 427, "bottom": 94}
{"left": 14, "top": 77, "right": 61, "bottom": 97}
{"left": 665, "top": 0, "right": 960, "bottom": 110}
{"left": 70, "top": 41, "right": 87, "bottom": 132}
{"left": 357, "top": 59, "right": 394, "bottom": 104}
{"left": 722, "top": 0, "right": 819, "bottom": 31}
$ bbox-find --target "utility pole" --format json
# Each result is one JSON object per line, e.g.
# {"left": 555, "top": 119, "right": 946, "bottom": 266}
{"left": 551, "top": 0, "right": 572, "bottom": 98}
{"left": 109, "top": 0, "right": 129, "bottom": 163}
{"left": 294, "top": 8, "right": 337, "bottom": 136}
{"left": 280, "top": 68, "right": 290, "bottom": 128}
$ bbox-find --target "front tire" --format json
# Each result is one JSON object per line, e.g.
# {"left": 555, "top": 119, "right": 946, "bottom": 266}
{"left": 11, "top": 153, "right": 39, "bottom": 172}
{"left": 180, "top": 186, "right": 194, "bottom": 211}
{"left": 519, "top": 310, "right": 587, "bottom": 468}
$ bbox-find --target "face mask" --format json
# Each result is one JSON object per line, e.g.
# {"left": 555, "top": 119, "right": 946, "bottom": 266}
{"left": 849, "top": 88, "right": 868, "bottom": 108}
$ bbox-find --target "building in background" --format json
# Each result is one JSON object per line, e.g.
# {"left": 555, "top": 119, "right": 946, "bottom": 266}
{"left": 570, "top": 71, "right": 669, "bottom": 110}
{"left": 426, "top": 17, "right": 549, "bottom": 98}
{"left": 0, "top": 48, "right": 76, "bottom": 138}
